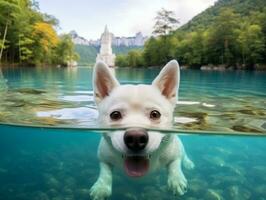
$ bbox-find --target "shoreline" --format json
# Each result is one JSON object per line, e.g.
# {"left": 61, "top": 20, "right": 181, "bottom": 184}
{"left": 1, "top": 63, "right": 266, "bottom": 71}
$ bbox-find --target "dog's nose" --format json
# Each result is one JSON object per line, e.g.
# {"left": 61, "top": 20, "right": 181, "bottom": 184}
{"left": 124, "top": 128, "right": 149, "bottom": 151}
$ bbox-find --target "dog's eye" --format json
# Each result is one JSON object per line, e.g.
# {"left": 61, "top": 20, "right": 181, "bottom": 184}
{"left": 110, "top": 111, "right": 122, "bottom": 121}
{"left": 150, "top": 110, "right": 161, "bottom": 120}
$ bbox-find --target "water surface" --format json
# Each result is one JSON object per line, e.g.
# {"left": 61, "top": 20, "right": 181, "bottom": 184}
{"left": 0, "top": 66, "right": 265, "bottom": 134}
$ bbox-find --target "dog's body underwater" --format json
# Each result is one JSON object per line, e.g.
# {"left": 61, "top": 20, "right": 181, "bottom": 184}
{"left": 90, "top": 60, "right": 194, "bottom": 200}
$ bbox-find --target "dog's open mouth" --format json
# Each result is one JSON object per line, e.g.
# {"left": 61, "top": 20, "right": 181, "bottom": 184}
{"left": 124, "top": 156, "right": 149, "bottom": 177}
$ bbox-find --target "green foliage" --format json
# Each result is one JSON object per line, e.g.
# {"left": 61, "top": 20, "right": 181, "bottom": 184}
{"left": 204, "top": 8, "right": 240, "bottom": 65}
{"left": 237, "top": 24, "right": 265, "bottom": 65}
{"left": 127, "top": 50, "right": 144, "bottom": 67}
{"left": 113, "top": 45, "right": 142, "bottom": 55}
{"left": 180, "top": 0, "right": 266, "bottom": 32}
{"left": 54, "top": 34, "right": 79, "bottom": 66}
{"left": 122, "top": 1, "right": 266, "bottom": 68}
{"left": 74, "top": 44, "right": 98, "bottom": 65}
{"left": 0, "top": 0, "right": 78, "bottom": 66}
{"left": 75, "top": 45, "right": 143, "bottom": 66}
{"left": 143, "top": 36, "right": 178, "bottom": 66}
{"left": 153, "top": 8, "right": 179, "bottom": 36}
{"left": 115, "top": 50, "right": 144, "bottom": 67}
{"left": 176, "top": 31, "right": 204, "bottom": 66}
{"left": 115, "top": 54, "right": 128, "bottom": 67}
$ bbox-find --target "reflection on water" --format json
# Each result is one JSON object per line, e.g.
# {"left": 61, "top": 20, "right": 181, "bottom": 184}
{"left": 0, "top": 68, "right": 7, "bottom": 92}
{"left": 0, "top": 66, "right": 265, "bottom": 134}
{"left": 0, "top": 124, "right": 266, "bottom": 199}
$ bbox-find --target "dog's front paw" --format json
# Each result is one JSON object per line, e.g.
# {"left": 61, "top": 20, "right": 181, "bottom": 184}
{"left": 90, "top": 181, "right": 111, "bottom": 200}
{"left": 167, "top": 174, "right": 187, "bottom": 196}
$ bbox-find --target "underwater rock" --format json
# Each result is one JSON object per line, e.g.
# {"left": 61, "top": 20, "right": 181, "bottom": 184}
{"left": 51, "top": 197, "right": 63, "bottom": 200}
{"left": 177, "top": 112, "right": 209, "bottom": 130}
{"left": 44, "top": 174, "right": 60, "bottom": 189}
{"left": 227, "top": 164, "right": 245, "bottom": 176}
{"left": 37, "top": 100, "right": 68, "bottom": 109}
{"left": 63, "top": 195, "right": 74, "bottom": 200}
{"left": 141, "top": 186, "right": 165, "bottom": 200}
{"left": 63, "top": 187, "right": 73, "bottom": 195}
{"left": 210, "top": 173, "right": 246, "bottom": 185}
{"left": 186, "top": 198, "right": 198, "bottom": 200}
{"left": 124, "top": 193, "right": 138, "bottom": 200}
{"left": 237, "top": 106, "right": 265, "bottom": 116}
{"left": 190, "top": 178, "right": 208, "bottom": 194}
{"left": 205, "top": 189, "right": 223, "bottom": 200}
{"left": 220, "top": 112, "right": 237, "bottom": 120}
{"left": 214, "top": 147, "right": 232, "bottom": 156}
{"left": 65, "top": 177, "right": 76, "bottom": 188}
{"left": 15, "top": 88, "right": 46, "bottom": 94}
{"left": 75, "top": 188, "right": 91, "bottom": 199}
{"left": 47, "top": 189, "right": 58, "bottom": 198}
{"left": 227, "top": 185, "right": 251, "bottom": 200}
{"left": 174, "top": 116, "right": 198, "bottom": 124}
{"left": 203, "top": 155, "right": 225, "bottom": 167}
{"left": 6, "top": 101, "right": 26, "bottom": 107}
{"left": 202, "top": 102, "right": 216, "bottom": 108}
{"left": 33, "top": 191, "right": 49, "bottom": 200}
{"left": 231, "top": 125, "right": 262, "bottom": 133}
{"left": 251, "top": 165, "right": 266, "bottom": 181}
{"left": 254, "top": 184, "right": 266, "bottom": 196}
{"left": 35, "top": 117, "right": 66, "bottom": 126}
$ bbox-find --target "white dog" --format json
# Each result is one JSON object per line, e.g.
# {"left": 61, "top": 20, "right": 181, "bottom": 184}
{"left": 90, "top": 60, "right": 194, "bottom": 200}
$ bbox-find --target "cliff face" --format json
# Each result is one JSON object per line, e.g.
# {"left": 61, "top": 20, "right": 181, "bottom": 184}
{"left": 69, "top": 31, "right": 91, "bottom": 46}
{"left": 70, "top": 30, "right": 148, "bottom": 47}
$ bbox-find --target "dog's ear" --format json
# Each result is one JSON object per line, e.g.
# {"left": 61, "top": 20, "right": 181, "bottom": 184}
{"left": 152, "top": 60, "right": 180, "bottom": 103}
{"left": 93, "top": 61, "right": 119, "bottom": 104}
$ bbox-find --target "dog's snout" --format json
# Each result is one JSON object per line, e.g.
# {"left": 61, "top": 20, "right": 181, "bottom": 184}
{"left": 124, "top": 128, "right": 148, "bottom": 151}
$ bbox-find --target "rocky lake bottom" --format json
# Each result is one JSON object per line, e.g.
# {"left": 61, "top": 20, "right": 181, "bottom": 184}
{"left": 0, "top": 125, "right": 266, "bottom": 200}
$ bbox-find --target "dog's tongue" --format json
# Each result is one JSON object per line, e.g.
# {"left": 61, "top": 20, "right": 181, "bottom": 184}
{"left": 124, "top": 156, "right": 149, "bottom": 177}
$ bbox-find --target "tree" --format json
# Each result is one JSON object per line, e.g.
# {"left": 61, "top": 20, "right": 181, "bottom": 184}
{"left": 176, "top": 31, "right": 204, "bottom": 66}
{"left": 204, "top": 8, "right": 240, "bottom": 65}
{"left": 115, "top": 54, "right": 128, "bottom": 67}
{"left": 127, "top": 50, "right": 144, "bottom": 67}
{"left": 238, "top": 24, "right": 265, "bottom": 65}
{"left": 153, "top": 8, "right": 179, "bottom": 36}
{"left": 31, "top": 22, "right": 59, "bottom": 64}
{"left": 54, "top": 34, "right": 79, "bottom": 66}
{"left": 0, "top": 0, "right": 19, "bottom": 61}
{"left": 143, "top": 37, "right": 159, "bottom": 66}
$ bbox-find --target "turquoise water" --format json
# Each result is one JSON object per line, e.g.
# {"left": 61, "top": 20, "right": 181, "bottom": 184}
{"left": 0, "top": 67, "right": 265, "bottom": 133}
{"left": 0, "top": 66, "right": 266, "bottom": 199}
{"left": 0, "top": 124, "right": 266, "bottom": 199}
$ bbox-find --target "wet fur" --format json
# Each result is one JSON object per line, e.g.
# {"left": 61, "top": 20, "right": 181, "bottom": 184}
{"left": 90, "top": 60, "right": 194, "bottom": 200}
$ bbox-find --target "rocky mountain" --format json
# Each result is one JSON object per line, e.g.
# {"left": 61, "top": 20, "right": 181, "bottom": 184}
{"left": 69, "top": 31, "right": 90, "bottom": 46}
{"left": 89, "top": 32, "right": 148, "bottom": 47}
{"left": 70, "top": 30, "right": 146, "bottom": 65}
{"left": 70, "top": 30, "right": 148, "bottom": 47}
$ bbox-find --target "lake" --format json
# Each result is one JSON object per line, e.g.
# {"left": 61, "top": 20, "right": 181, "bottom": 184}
{"left": 0, "top": 66, "right": 265, "bottom": 200}
{"left": 0, "top": 66, "right": 265, "bottom": 133}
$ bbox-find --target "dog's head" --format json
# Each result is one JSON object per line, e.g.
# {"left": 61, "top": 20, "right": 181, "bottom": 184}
{"left": 93, "top": 60, "right": 180, "bottom": 177}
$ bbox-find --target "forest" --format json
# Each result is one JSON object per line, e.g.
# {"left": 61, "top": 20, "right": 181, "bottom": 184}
{"left": 116, "top": 0, "right": 266, "bottom": 69}
{"left": 0, "top": 0, "right": 78, "bottom": 66}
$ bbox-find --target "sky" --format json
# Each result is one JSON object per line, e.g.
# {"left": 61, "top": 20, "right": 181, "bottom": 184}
{"left": 38, "top": 0, "right": 217, "bottom": 40}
